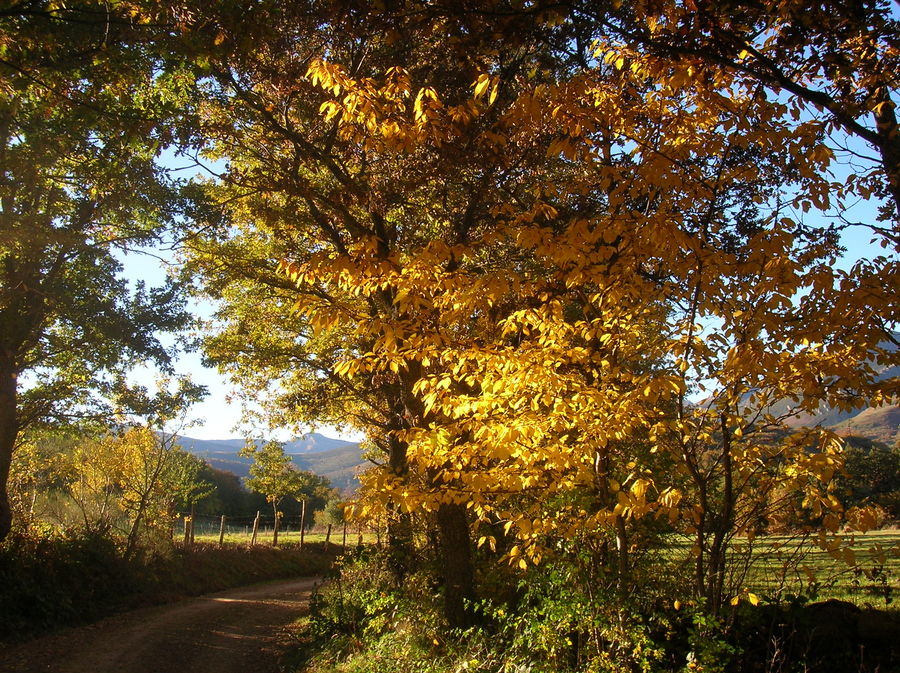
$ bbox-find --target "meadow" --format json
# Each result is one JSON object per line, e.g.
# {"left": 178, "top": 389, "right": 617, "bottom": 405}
{"left": 744, "top": 529, "right": 900, "bottom": 607}
{"left": 188, "top": 516, "right": 900, "bottom": 609}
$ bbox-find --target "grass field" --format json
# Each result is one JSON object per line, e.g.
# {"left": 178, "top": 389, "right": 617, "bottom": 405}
{"left": 660, "top": 530, "right": 900, "bottom": 607}
{"left": 183, "top": 523, "right": 899, "bottom": 607}
{"left": 186, "top": 525, "right": 379, "bottom": 548}
{"left": 740, "top": 529, "right": 900, "bottom": 607}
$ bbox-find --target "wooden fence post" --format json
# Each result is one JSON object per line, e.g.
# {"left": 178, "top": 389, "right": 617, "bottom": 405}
{"left": 342, "top": 520, "right": 347, "bottom": 552}
{"left": 299, "top": 499, "right": 307, "bottom": 550}
{"left": 324, "top": 523, "right": 332, "bottom": 553}
{"left": 218, "top": 514, "right": 227, "bottom": 546}
{"left": 250, "top": 511, "right": 260, "bottom": 547}
{"left": 183, "top": 515, "right": 191, "bottom": 546}
{"left": 189, "top": 503, "right": 196, "bottom": 545}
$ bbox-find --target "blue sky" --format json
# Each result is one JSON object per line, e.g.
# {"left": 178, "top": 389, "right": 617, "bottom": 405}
{"left": 123, "top": 116, "right": 895, "bottom": 442}
{"left": 123, "top": 218, "right": 888, "bottom": 442}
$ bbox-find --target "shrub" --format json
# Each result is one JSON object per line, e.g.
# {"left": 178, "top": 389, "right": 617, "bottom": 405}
{"left": 0, "top": 526, "right": 335, "bottom": 642}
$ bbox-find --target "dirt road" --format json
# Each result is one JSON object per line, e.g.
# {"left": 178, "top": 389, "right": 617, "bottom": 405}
{"left": 0, "top": 577, "right": 319, "bottom": 673}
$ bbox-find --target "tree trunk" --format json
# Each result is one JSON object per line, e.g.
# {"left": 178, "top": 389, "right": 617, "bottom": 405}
{"left": 706, "top": 415, "right": 735, "bottom": 615}
{"left": 299, "top": 499, "right": 306, "bottom": 550}
{"left": 125, "top": 496, "right": 149, "bottom": 559}
{"left": 386, "top": 433, "right": 414, "bottom": 583}
{"left": 0, "top": 358, "right": 18, "bottom": 542}
{"left": 250, "top": 510, "right": 260, "bottom": 546}
{"left": 436, "top": 502, "right": 475, "bottom": 629}
{"left": 272, "top": 501, "right": 279, "bottom": 546}
{"left": 872, "top": 85, "right": 900, "bottom": 221}
{"left": 614, "top": 513, "right": 629, "bottom": 587}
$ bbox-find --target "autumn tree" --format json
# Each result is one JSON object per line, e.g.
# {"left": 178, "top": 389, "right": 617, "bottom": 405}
{"left": 240, "top": 440, "right": 328, "bottom": 545}
{"left": 0, "top": 1, "right": 198, "bottom": 541}
{"left": 177, "top": 0, "right": 897, "bottom": 628}
{"left": 180, "top": 0, "right": 601, "bottom": 626}
{"left": 7, "top": 432, "right": 71, "bottom": 532}
{"left": 598, "top": 0, "right": 900, "bottom": 222}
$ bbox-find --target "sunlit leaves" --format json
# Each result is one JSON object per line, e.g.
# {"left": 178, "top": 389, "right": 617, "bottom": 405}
{"left": 184, "top": 2, "right": 898, "bottom": 612}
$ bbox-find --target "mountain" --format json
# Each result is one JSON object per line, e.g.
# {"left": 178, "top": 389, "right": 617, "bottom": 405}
{"left": 293, "top": 444, "right": 370, "bottom": 492}
{"left": 175, "top": 432, "right": 355, "bottom": 455}
{"left": 743, "top": 340, "right": 899, "bottom": 445}
{"left": 832, "top": 404, "right": 900, "bottom": 447}
{"left": 175, "top": 433, "right": 368, "bottom": 492}
{"left": 760, "top": 399, "right": 898, "bottom": 447}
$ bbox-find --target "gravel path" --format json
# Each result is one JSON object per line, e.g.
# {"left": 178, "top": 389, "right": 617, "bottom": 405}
{"left": 0, "top": 577, "right": 319, "bottom": 673}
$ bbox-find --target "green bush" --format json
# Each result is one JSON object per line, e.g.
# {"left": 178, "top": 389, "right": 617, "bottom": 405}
{"left": 291, "top": 547, "right": 700, "bottom": 673}
{"left": 0, "top": 526, "right": 335, "bottom": 642}
{"left": 0, "top": 525, "right": 140, "bottom": 638}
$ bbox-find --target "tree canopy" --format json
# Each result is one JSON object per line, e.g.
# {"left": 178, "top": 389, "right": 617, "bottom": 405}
{"left": 0, "top": 1, "right": 199, "bottom": 539}
{"left": 4, "top": 1, "right": 897, "bottom": 636}
{"left": 175, "top": 1, "right": 899, "bottom": 627}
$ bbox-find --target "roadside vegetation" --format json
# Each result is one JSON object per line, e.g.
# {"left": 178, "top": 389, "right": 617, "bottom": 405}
{"left": 2, "top": 2, "right": 900, "bottom": 672}
{"left": 0, "top": 529, "right": 335, "bottom": 643}
{"left": 1, "top": 421, "right": 341, "bottom": 642}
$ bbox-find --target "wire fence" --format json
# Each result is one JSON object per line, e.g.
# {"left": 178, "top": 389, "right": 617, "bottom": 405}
{"left": 172, "top": 511, "right": 379, "bottom": 548}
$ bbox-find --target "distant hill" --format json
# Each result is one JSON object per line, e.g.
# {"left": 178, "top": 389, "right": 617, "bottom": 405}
{"left": 832, "top": 404, "right": 899, "bottom": 446}
{"left": 293, "top": 444, "right": 370, "bottom": 492}
{"left": 176, "top": 432, "right": 368, "bottom": 493}
{"left": 176, "top": 432, "right": 356, "bottom": 455}
{"left": 748, "top": 340, "right": 899, "bottom": 445}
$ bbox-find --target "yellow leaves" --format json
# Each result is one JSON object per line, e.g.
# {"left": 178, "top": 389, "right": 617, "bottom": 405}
{"left": 306, "top": 59, "right": 466, "bottom": 151}
{"left": 473, "top": 73, "right": 500, "bottom": 104}
{"left": 845, "top": 506, "right": 880, "bottom": 533}
{"left": 630, "top": 478, "right": 649, "bottom": 499}
{"left": 473, "top": 73, "right": 491, "bottom": 98}
{"left": 730, "top": 590, "right": 761, "bottom": 607}
{"left": 211, "top": 20, "right": 900, "bottom": 614}
{"left": 319, "top": 100, "right": 341, "bottom": 121}
{"left": 306, "top": 59, "right": 349, "bottom": 96}
{"left": 413, "top": 87, "right": 441, "bottom": 121}
{"left": 477, "top": 535, "right": 497, "bottom": 552}
{"left": 639, "top": 376, "right": 685, "bottom": 403}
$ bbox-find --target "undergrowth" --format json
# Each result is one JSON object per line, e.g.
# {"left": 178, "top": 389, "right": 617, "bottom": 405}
{"left": 0, "top": 523, "right": 336, "bottom": 642}
{"left": 285, "top": 548, "right": 900, "bottom": 673}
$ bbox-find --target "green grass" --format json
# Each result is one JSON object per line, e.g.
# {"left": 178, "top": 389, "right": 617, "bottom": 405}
{"left": 655, "top": 530, "right": 900, "bottom": 608}
{"left": 740, "top": 529, "right": 900, "bottom": 606}
{"left": 188, "top": 527, "right": 379, "bottom": 547}
{"left": 187, "top": 524, "right": 900, "bottom": 608}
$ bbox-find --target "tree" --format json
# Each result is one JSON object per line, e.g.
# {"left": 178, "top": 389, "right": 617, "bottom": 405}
{"left": 178, "top": 0, "right": 897, "bottom": 627}
{"left": 836, "top": 436, "right": 900, "bottom": 521}
{"left": 598, "top": 0, "right": 900, "bottom": 223}
{"left": 181, "top": 0, "right": 598, "bottom": 627}
{"left": 240, "top": 440, "right": 327, "bottom": 545}
{"left": 0, "top": 2, "right": 197, "bottom": 541}
{"left": 7, "top": 431, "right": 72, "bottom": 532}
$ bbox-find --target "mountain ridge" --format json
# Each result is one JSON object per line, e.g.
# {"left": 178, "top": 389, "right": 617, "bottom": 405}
{"left": 175, "top": 432, "right": 367, "bottom": 492}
